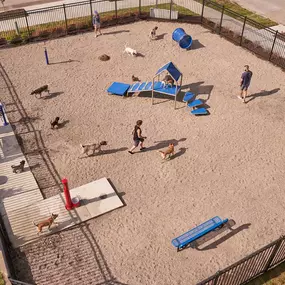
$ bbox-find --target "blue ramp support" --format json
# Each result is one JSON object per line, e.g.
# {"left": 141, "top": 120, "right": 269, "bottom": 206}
{"left": 172, "top": 216, "right": 228, "bottom": 251}
{"left": 191, "top": 107, "right": 208, "bottom": 115}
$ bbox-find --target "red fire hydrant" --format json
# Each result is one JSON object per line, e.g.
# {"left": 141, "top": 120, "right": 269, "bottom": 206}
{"left": 62, "top": 178, "right": 80, "bottom": 210}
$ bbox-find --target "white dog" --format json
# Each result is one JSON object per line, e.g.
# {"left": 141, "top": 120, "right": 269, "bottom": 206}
{"left": 124, "top": 45, "right": 137, "bottom": 56}
{"left": 80, "top": 141, "right": 107, "bottom": 156}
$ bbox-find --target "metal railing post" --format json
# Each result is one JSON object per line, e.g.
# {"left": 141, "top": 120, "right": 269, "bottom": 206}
{"left": 170, "top": 0, "right": 173, "bottom": 20}
{"left": 213, "top": 271, "right": 220, "bottom": 285}
{"left": 240, "top": 16, "right": 247, "bottom": 46}
{"left": 201, "top": 0, "right": 205, "bottom": 24}
{"left": 269, "top": 30, "right": 278, "bottom": 61}
{"left": 24, "top": 13, "right": 30, "bottom": 37}
{"left": 89, "top": 0, "right": 93, "bottom": 26}
{"left": 115, "top": 0, "right": 118, "bottom": 23}
{"left": 264, "top": 236, "right": 284, "bottom": 272}
{"left": 219, "top": 5, "right": 225, "bottom": 34}
{"left": 63, "top": 4, "right": 68, "bottom": 34}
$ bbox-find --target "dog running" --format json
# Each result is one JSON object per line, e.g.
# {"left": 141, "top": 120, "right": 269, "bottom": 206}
{"left": 11, "top": 160, "right": 25, "bottom": 173}
{"left": 149, "top": 26, "right": 158, "bottom": 40}
{"left": 158, "top": 143, "right": 175, "bottom": 160}
{"left": 31, "top": 85, "right": 49, "bottom": 98}
{"left": 33, "top": 213, "right": 58, "bottom": 235}
{"left": 80, "top": 141, "right": 107, "bottom": 156}
{"left": 124, "top": 45, "right": 137, "bottom": 56}
{"left": 50, "top": 117, "right": 60, "bottom": 129}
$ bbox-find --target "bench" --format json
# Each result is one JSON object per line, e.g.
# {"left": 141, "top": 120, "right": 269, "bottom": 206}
{"left": 171, "top": 216, "right": 228, "bottom": 251}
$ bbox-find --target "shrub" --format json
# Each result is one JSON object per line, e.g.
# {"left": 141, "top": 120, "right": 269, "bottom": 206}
{"left": 10, "top": 35, "right": 22, "bottom": 44}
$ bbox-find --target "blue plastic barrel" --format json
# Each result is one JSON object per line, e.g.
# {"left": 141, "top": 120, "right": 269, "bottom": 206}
{"left": 172, "top": 28, "right": 186, "bottom": 43}
{"left": 172, "top": 28, "right": 192, "bottom": 50}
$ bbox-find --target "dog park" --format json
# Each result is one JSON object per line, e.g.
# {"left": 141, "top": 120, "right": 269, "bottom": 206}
{"left": 0, "top": 13, "right": 285, "bottom": 285}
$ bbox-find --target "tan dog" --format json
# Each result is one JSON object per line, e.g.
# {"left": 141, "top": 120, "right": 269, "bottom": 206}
{"left": 33, "top": 213, "right": 58, "bottom": 234}
{"left": 80, "top": 141, "right": 107, "bottom": 156}
{"left": 158, "top": 143, "right": 175, "bottom": 159}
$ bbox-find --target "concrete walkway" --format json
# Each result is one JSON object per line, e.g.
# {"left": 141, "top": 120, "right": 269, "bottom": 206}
{"left": 0, "top": 120, "right": 123, "bottom": 248}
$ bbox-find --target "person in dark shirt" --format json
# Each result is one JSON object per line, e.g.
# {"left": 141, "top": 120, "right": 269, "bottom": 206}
{"left": 93, "top": 11, "right": 102, "bottom": 38}
{"left": 238, "top": 65, "right": 253, "bottom": 103}
{"left": 128, "top": 120, "right": 147, "bottom": 154}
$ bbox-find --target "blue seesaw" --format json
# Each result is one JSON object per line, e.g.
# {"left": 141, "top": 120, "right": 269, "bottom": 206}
{"left": 172, "top": 28, "right": 193, "bottom": 50}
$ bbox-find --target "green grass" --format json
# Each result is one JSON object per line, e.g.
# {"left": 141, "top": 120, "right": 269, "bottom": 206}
{"left": 0, "top": 3, "right": 197, "bottom": 41}
{"left": 247, "top": 262, "right": 285, "bottom": 285}
{"left": 197, "top": 0, "right": 277, "bottom": 27}
{"left": 0, "top": 272, "right": 5, "bottom": 285}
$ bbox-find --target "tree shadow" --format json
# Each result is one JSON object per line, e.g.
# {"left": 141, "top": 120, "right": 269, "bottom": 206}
{"left": 191, "top": 39, "right": 205, "bottom": 50}
{"left": 0, "top": 62, "right": 131, "bottom": 285}
{"left": 246, "top": 88, "right": 280, "bottom": 103}
{"left": 43, "top": 91, "right": 64, "bottom": 100}
{"left": 17, "top": 116, "right": 41, "bottom": 124}
{"left": 103, "top": 30, "right": 130, "bottom": 35}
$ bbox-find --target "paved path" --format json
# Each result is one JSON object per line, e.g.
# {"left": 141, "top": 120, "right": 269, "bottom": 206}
{"left": 234, "top": 0, "right": 285, "bottom": 25}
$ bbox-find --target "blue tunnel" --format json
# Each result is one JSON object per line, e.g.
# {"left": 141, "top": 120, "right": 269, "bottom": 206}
{"left": 172, "top": 28, "right": 193, "bottom": 50}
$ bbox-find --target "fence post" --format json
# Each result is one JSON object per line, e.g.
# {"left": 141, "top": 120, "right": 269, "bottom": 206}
{"left": 264, "top": 237, "right": 284, "bottom": 272}
{"left": 63, "top": 4, "right": 68, "bottom": 34}
{"left": 219, "top": 5, "right": 225, "bottom": 34}
{"left": 115, "top": 0, "right": 118, "bottom": 23}
{"left": 170, "top": 0, "right": 173, "bottom": 20}
{"left": 213, "top": 271, "right": 220, "bottom": 285}
{"left": 201, "top": 0, "right": 205, "bottom": 24}
{"left": 89, "top": 0, "right": 93, "bottom": 27}
{"left": 269, "top": 30, "right": 278, "bottom": 61}
{"left": 240, "top": 16, "right": 246, "bottom": 46}
{"left": 24, "top": 13, "right": 31, "bottom": 37}
{"left": 139, "top": 0, "right": 141, "bottom": 15}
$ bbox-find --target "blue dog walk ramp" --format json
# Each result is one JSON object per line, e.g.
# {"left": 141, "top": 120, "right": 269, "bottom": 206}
{"left": 191, "top": 107, "right": 208, "bottom": 115}
{"left": 107, "top": 82, "right": 130, "bottom": 96}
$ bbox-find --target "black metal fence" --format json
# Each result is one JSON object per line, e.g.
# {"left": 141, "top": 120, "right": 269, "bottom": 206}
{"left": 201, "top": 0, "right": 285, "bottom": 69}
{"left": 197, "top": 235, "right": 285, "bottom": 285}
{"left": 0, "top": 0, "right": 285, "bottom": 68}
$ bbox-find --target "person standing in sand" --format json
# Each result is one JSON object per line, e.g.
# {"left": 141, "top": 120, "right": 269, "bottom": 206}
{"left": 93, "top": 11, "right": 102, "bottom": 38}
{"left": 238, "top": 65, "right": 253, "bottom": 103}
{"left": 128, "top": 120, "right": 147, "bottom": 154}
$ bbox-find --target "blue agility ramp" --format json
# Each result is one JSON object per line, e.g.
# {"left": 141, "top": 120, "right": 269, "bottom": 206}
{"left": 107, "top": 82, "right": 130, "bottom": 96}
{"left": 191, "top": 107, "right": 208, "bottom": 115}
{"left": 172, "top": 216, "right": 228, "bottom": 251}
{"left": 172, "top": 28, "right": 192, "bottom": 49}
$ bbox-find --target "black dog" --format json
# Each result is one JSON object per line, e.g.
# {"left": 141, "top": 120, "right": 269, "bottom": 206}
{"left": 50, "top": 117, "right": 60, "bottom": 129}
{"left": 31, "top": 85, "right": 49, "bottom": 98}
{"left": 11, "top": 160, "right": 25, "bottom": 173}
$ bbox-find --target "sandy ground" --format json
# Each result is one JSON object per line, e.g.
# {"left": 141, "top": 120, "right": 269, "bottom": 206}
{"left": 1, "top": 21, "right": 285, "bottom": 285}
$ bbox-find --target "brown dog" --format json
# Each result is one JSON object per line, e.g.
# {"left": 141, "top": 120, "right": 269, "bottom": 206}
{"left": 11, "top": 160, "right": 25, "bottom": 173}
{"left": 80, "top": 141, "right": 107, "bottom": 156}
{"left": 50, "top": 117, "right": 60, "bottom": 129}
{"left": 33, "top": 213, "right": 58, "bottom": 234}
{"left": 158, "top": 143, "right": 175, "bottom": 160}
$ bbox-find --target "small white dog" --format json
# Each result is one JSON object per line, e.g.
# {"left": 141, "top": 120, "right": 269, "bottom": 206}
{"left": 124, "top": 45, "right": 137, "bottom": 56}
{"left": 80, "top": 141, "right": 107, "bottom": 156}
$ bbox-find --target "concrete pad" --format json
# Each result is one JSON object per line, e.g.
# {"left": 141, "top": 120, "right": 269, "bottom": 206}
{"left": 70, "top": 177, "right": 124, "bottom": 217}
{"left": 4, "top": 177, "right": 124, "bottom": 247}
{"left": 0, "top": 189, "right": 43, "bottom": 216}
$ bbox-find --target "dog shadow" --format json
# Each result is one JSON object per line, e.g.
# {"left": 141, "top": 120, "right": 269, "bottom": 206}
{"left": 172, "top": 147, "right": 188, "bottom": 159}
{"left": 43, "top": 92, "right": 64, "bottom": 100}
{"left": 57, "top": 120, "right": 70, "bottom": 129}
{"left": 135, "top": 52, "right": 145, "bottom": 58}
{"left": 155, "top": 33, "right": 167, "bottom": 40}
{"left": 79, "top": 147, "right": 128, "bottom": 158}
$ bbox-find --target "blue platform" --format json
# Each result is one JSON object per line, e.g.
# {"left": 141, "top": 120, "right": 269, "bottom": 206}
{"left": 172, "top": 216, "right": 228, "bottom": 251}
{"left": 107, "top": 82, "right": 131, "bottom": 96}
{"left": 191, "top": 107, "right": 208, "bottom": 115}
